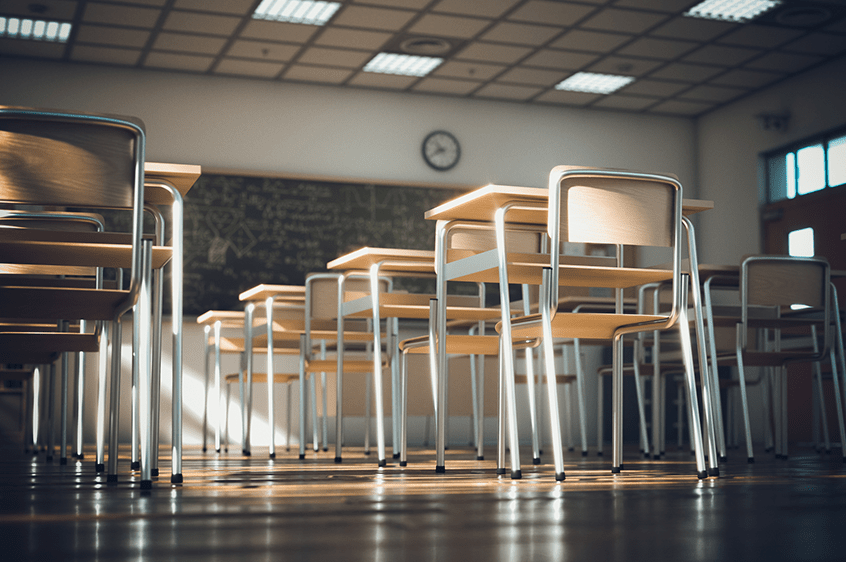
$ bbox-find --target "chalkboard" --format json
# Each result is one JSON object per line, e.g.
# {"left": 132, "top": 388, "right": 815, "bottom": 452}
{"left": 179, "top": 174, "right": 465, "bottom": 315}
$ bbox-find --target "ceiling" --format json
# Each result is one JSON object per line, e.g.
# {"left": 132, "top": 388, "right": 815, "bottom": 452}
{"left": 2, "top": 0, "right": 846, "bottom": 117}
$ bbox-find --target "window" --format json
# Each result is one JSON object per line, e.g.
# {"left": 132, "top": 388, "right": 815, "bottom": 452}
{"left": 788, "top": 227, "right": 814, "bottom": 257}
{"left": 765, "top": 129, "right": 846, "bottom": 203}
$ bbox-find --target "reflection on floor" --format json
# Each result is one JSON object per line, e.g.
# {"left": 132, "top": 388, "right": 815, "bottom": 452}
{"left": 2, "top": 439, "right": 846, "bottom": 561}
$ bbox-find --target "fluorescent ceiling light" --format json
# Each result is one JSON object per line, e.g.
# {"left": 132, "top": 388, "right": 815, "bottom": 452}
{"left": 554, "top": 72, "right": 634, "bottom": 95}
{"left": 0, "top": 16, "right": 71, "bottom": 42}
{"left": 684, "top": 0, "right": 782, "bottom": 23}
{"left": 363, "top": 52, "right": 443, "bottom": 77}
{"left": 252, "top": 0, "right": 340, "bottom": 26}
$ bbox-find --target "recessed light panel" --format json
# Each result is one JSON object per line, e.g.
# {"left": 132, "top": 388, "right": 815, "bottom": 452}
{"left": 0, "top": 17, "right": 72, "bottom": 42}
{"left": 363, "top": 53, "right": 443, "bottom": 77}
{"left": 554, "top": 72, "right": 635, "bottom": 95}
{"left": 684, "top": 0, "right": 782, "bottom": 23}
{"left": 252, "top": 0, "right": 341, "bottom": 26}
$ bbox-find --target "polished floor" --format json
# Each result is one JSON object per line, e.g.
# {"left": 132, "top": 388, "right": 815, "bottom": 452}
{"left": 2, "top": 436, "right": 846, "bottom": 561}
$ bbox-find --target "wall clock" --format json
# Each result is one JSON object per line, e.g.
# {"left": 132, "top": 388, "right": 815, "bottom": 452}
{"left": 422, "top": 130, "right": 460, "bottom": 171}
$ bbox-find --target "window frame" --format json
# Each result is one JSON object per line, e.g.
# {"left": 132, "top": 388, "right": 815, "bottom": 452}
{"left": 764, "top": 125, "right": 846, "bottom": 204}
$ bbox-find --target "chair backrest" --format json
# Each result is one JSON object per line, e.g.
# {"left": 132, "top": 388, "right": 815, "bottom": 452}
{"left": 0, "top": 106, "right": 146, "bottom": 301}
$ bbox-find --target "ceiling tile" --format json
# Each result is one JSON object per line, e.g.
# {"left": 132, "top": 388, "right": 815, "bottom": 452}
{"left": 648, "top": 99, "right": 716, "bottom": 115}
{"left": 70, "top": 45, "right": 142, "bottom": 65}
{"left": 683, "top": 44, "right": 763, "bottom": 66}
{"left": 593, "top": 94, "right": 660, "bottom": 110}
{"left": 413, "top": 77, "right": 481, "bottom": 95}
{"left": 454, "top": 41, "right": 533, "bottom": 64}
{"left": 507, "top": 1, "right": 598, "bottom": 26}
{"left": 409, "top": 14, "right": 492, "bottom": 39}
{"left": 214, "top": 58, "right": 285, "bottom": 78}
{"left": 824, "top": 16, "right": 846, "bottom": 34}
{"left": 0, "top": 38, "right": 65, "bottom": 58}
{"left": 522, "top": 49, "right": 599, "bottom": 71}
{"left": 744, "top": 51, "right": 824, "bottom": 73}
{"left": 550, "top": 29, "right": 633, "bottom": 53}
{"left": 678, "top": 84, "right": 748, "bottom": 102}
{"left": 0, "top": 0, "right": 78, "bottom": 19}
{"left": 240, "top": 20, "right": 319, "bottom": 43}
{"left": 481, "top": 22, "right": 562, "bottom": 46}
{"left": 313, "top": 28, "right": 393, "bottom": 50}
{"left": 618, "top": 78, "right": 689, "bottom": 96}
{"left": 716, "top": 24, "right": 803, "bottom": 49}
{"left": 431, "top": 0, "right": 521, "bottom": 18}
{"left": 580, "top": 8, "right": 669, "bottom": 34}
{"left": 534, "top": 90, "right": 602, "bottom": 106}
{"left": 474, "top": 82, "right": 544, "bottom": 100}
{"left": 347, "top": 72, "right": 419, "bottom": 89}
{"left": 433, "top": 60, "right": 506, "bottom": 80}
{"left": 226, "top": 40, "right": 300, "bottom": 62}
{"left": 173, "top": 0, "right": 255, "bottom": 15}
{"left": 332, "top": 5, "right": 417, "bottom": 31}
{"left": 297, "top": 46, "right": 372, "bottom": 68}
{"left": 709, "top": 68, "right": 784, "bottom": 88}
{"left": 352, "top": 0, "right": 430, "bottom": 8}
{"left": 649, "top": 62, "right": 725, "bottom": 82}
{"left": 617, "top": 37, "right": 699, "bottom": 60}
{"left": 612, "top": 0, "right": 695, "bottom": 13}
{"left": 102, "top": 0, "right": 167, "bottom": 5}
{"left": 781, "top": 32, "right": 846, "bottom": 56}
{"left": 153, "top": 32, "right": 228, "bottom": 55}
{"left": 284, "top": 64, "right": 354, "bottom": 84}
{"left": 497, "top": 66, "right": 565, "bottom": 86}
{"left": 83, "top": 3, "right": 161, "bottom": 28}
{"left": 75, "top": 24, "right": 151, "bottom": 49}
{"left": 164, "top": 10, "right": 242, "bottom": 35}
{"left": 650, "top": 16, "right": 737, "bottom": 41}
{"left": 588, "top": 55, "right": 664, "bottom": 77}
{"left": 144, "top": 51, "right": 214, "bottom": 72}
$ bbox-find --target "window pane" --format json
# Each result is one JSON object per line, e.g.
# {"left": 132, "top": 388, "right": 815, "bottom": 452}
{"left": 767, "top": 154, "right": 788, "bottom": 202}
{"left": 796, "top": 144, "right": 825, "bottom": 195}
{"left": 788, "top": 227, "right": 814, "bottom": 257}
{"left": 785, "top": 152, "right": 796, "bottom": 199}
{"left": 828, "top": 135, "right": 846, "bottom": 187}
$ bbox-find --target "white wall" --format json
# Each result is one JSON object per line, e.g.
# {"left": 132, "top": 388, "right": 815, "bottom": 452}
{"left": 696, "top": 55, "right": 846, "bottom": 266}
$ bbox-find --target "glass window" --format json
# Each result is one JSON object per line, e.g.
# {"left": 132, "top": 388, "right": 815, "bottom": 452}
{"left": 788, "top": 227, "right": 814, "bottom": 257}
{"left": 785, "top": 152, "right": 796, "bottom": 199}
{"left": 828, "top": 135, "right": 846, "bottom": 187}
{"left": 796, "top": 144, "right": 825, "bottom": 196}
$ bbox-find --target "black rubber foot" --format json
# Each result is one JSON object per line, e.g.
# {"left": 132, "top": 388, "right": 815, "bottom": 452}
{"left": 95, "top": 463, "right": 105, "bottom": 473}
{"left": 224, "top": 448, "right": 229, "bottom": 453}
{"left": 322, "top": 448, "right": 328, "bottom": 452}
{"left": 131, "top": 461, "right": 140, "bottom": 470}
{"left": 151, "top": 468, "right": 159, "bottom": 477}
{"left": 538, "top": 449, "right": 543, "bottom": 455}
{"left": 77, "top": 454, "right": 84, "bottom": 460}
{"left": 764, "top": 447, "right": 773, "bottom": 453}
{"left": 496, "top": 468, "right": 506, "bottom": 475}
{"left": 653, "top": 454, "right": 662, "bottom": 460}
{"left": 202, "top": 448, "right": 207, "bottom": 453}
{"left": 435, "top": 465, "right": 446, "bottom": 474}
{"left": 393, "top": 453, "right": 400, "bottom": 459}
{"left": 697, "top": 470, "right": 708, "bottom": 479}
{"left": 46, "top": 456, "right": 53, "bottom": 463}
{"left": 299, "top": 454, "right": 305, "bottom": 460}
{"left": 597, "top": 451, "right": 603, "bottom": 456}
{"left": 533, "top": 457, "right": 541, "bottom": 465}
{"left": 476, "top": 456, "right": 484, "bottom": 461}
{"left": 568, "top": 447, "right": 574, "bottom": 452}
{"left": 611, "top": 466, "right": 621, "bottom": 474}
{"left": 720, "top": 456, "right": 728, "bottom": 462}
{"left": 691, "top": 450, "right": 696, "bottom": 456}
{"left": 171, "top": 474, "right": 183, "bottom": 484}
{"left": 32, "top": 450, "right": 38, "bottom": 456}
{"left": 555, "top": 472, "right": 566, "bottom": 482}
{"left": 140, "top": 480, "right": 152, "bottom": 490}
{"left": 107, "top": 474, "right": 118, "bottom": 483}
{"left": 708, "top": 468, "right": 719, "bottom": 477}
{"left": 242, "top": 450, "right": 251, "bottom": 456}
{"left": 215, "top": 449, "right": 221, "bottom": 454}
{"left": 364, "top": 450, "right": 371, "bottom": 456}
{"left": 60, "top": 458, "right": 67, "bottom": 465}
{"left": 748, "top": 457, "right": 755, "bottom": 464}
{"left": 400, "top": 461, "right": 407, "bottom": 467}
{"left": 269, "top": 453, "right": 276, "bottom": 459}
{"left": 581, "top": 451, "right": 588, "bottom": 457}
{"left": 444, "top": 446, "right": 449, "bottom": 450}
{"left": 644, "top": 452, "right": 650, "bottom": 459}
{"left": 334, "top": 457, "right": 343, "bottom": 464}
{"left": 378, "top": 459, "right": 387, "bottom": 467}
{"left": 511, "top": 470, "right": 522, "bottom": 479}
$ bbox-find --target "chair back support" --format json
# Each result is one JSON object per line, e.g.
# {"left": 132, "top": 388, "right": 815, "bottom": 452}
{"left": 744, "top": 257, "right": 828, "bottom": 309}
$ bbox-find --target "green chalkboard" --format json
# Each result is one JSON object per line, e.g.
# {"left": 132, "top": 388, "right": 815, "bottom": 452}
{"left": 181, "top": 174, "right": 465, "bottom": 315}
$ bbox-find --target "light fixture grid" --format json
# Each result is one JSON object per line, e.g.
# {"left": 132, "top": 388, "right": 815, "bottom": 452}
{"left": 554, "top": 72, "right": 635, "bottom": 95}
{"left": 252, "top": 0, "right": 341, "bottom": 26}
{"left": 684, "top": 0, "right": 782, "bottom": 23}
{"left": 363, "top": 52, "right": 443, "bottom": 77}
{"left": 0, "top": 16, "right": 71, "bottom": 42}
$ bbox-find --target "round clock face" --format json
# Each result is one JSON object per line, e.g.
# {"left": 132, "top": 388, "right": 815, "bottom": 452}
{"left": 422, "top": 130, "right": 460, "bottom": 171}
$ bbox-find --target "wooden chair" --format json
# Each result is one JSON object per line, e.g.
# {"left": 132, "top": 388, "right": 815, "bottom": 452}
{"left": 502, "top": 166, "right": 710, "bottom": 480}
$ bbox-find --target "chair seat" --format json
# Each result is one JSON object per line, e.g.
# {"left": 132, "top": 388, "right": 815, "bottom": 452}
{"left": 305, "top": 359, "right": 386, "bottom": 373}
{"left": 0, "top": 286, "right": 131, "bottom": 321}
{"left": 401, "top": 334, "right": 501, "bottom": 355}
{"left": 505, "top": 312, "right": 669, "bottom": 340}
{"left": 224, "top": 372, "right": 299, "bottom": 384}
